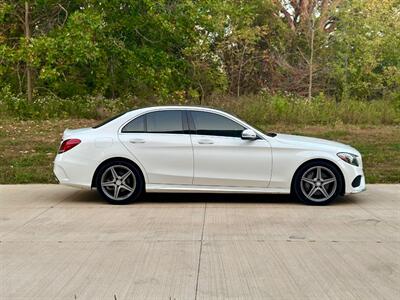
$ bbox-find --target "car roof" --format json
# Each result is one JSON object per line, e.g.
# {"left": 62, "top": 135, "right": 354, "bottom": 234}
{"left": 132, "top": 105, "right": 221, "bottom": 112}
{"left": 123, "top": 106, "right": 230, "bottom": 117}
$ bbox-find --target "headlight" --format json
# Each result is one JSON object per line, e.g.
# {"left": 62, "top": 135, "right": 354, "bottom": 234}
{"left": 337, "top": 152, "right": 359, "bottom": 166}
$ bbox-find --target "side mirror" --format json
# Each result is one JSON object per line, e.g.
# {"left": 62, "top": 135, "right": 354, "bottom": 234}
{"left": 241, "top": 129, "right": 257, "bottom": 140}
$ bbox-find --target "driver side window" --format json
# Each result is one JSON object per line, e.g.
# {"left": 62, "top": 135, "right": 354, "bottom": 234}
{"left": 190, "top": 111, "right": 245, "bottom": 138}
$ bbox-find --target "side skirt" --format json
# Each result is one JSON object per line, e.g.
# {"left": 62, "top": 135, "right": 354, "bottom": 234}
{"left": 146, "top": 184, "right": 290, "bottom": 194}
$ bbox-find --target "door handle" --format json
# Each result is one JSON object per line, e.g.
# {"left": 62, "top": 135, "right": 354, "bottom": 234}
{"left": 198, "top": 139, "right": 214, "bottom": 145}
{"left": 129, "top": 138, "right": 145, "bottom": 144}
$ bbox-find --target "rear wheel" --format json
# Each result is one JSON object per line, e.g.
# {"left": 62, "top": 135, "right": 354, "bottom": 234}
{"left": 96, "top": 160, "right": 144, "bottom": 204}
{"left": 293, "top": 161, "right": 342, "bottom": 205}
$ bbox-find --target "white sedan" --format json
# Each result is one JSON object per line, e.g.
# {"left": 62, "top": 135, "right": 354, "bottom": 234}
{"left": 54, "top": 106, "right": 365, "bottom": 205}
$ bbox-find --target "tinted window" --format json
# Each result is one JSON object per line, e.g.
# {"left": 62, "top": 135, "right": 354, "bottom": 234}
{"left": 121, "top": 115, "right": 146, "bottom": 133}
{"left": 122, "top": 111, "right": 185, "bottom": 134}
{"left": 147, "top": 111, "right": 184, "bottom": 133}
{"left": 191, "top": 111, "right": 245, "bottom": 138}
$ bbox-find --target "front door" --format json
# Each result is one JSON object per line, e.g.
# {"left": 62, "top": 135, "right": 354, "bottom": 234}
{"left": 189, "top": 110, "right": 272, "bottom": 188}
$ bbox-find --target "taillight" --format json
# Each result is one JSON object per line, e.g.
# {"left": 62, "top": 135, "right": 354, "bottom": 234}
{"left": 58, "top": 139, "right": 81, "bottom": 153}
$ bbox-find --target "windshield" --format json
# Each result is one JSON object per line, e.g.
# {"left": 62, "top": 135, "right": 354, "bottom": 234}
{"left": 92, "top": 112, "right": 126, "bottom": 129}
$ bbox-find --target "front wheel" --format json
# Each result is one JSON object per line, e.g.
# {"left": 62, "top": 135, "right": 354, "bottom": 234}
{"left": 293, "top": 161, "right": 343, "bottom": 205}
{"left": 96, "top": 160, "right": 144, "bottom": 204}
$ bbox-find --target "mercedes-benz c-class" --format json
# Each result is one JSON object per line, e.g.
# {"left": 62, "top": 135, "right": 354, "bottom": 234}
{"left": 54, "top": 106, "right": 365, "bottom": 205}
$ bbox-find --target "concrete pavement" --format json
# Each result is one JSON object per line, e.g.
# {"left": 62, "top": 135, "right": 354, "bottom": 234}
{"left": 0, "top": 184, "right": 399, "bottom": 299}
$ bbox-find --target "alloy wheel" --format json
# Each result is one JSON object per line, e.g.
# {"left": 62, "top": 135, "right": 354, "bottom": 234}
{"left": 300, "top": 166, "right": 337, "bottom": 202}
{"left": 100, "top": 165, "right": 136, "bottom": 201}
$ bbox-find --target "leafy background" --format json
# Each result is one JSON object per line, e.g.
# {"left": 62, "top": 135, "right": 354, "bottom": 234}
{"left": 0, "top": 0, "right": 399, "bottom": 105}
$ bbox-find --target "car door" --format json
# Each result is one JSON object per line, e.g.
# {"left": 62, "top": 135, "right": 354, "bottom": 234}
{"left": 189, "top": 110, "right": 272, "bottom": 188}
{"left": 118, "top": 110, "right": 193, "bottom": 185}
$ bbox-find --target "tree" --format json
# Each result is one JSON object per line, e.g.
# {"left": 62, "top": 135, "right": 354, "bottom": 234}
{"left": 0, "top": 0, "right": 79, "bottom": 100}
{"left": 208, "top": 0, "right": 288, "bottom": 96}
{"left": 276, "top": 0, "right": 342, "bottom": 32}
{"left": 327, "top": 0, "right": 400, "bottom": 100}
{"left": 270, "top": 0, "right": 343, "bottom": 97}
{"left": 1, "top": 0, "right": 398, "bottom": 102}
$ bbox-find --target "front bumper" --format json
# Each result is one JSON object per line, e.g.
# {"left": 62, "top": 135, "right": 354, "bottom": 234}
{"left": 348, "top": 174, "right": 366, "bottom": 194}
{"left": 337, "top": 159, "right": 366, "bottom": 194}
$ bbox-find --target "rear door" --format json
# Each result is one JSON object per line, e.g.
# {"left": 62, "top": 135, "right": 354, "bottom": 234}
{"left": 189, "top": 110, "right": 272, "bottom": 187}
{"left": 118, "top": 110, "right": 193, "bottom": 185}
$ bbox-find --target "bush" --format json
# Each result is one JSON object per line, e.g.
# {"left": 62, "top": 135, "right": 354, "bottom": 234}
{"left": 0, "top": 88, "right": 145, "bottom": 120}
{"left": 1, "top": 87, "right": 399, "bottom": 125}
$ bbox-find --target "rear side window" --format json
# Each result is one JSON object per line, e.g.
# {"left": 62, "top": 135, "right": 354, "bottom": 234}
{"left": 121, "top": 115, "right": 145, "bottom": 133}
{"left": 122, "top": 110, "right": 185, "bottom": 134}
{"left": 147, "top": 111, "right": 184, "bottom": 133}
{"left": 191, "top": 111, "right": 245, "bottom": 138}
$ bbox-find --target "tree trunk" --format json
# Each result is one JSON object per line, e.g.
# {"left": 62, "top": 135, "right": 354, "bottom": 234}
{"left": 237, "top": 44, "right": 247, "bottom": 97}
{"left": 25, "top": 1, "right": 33, "bottom": 101}
{"left": 308, "top": 15, "right": 315, "bottom": 101}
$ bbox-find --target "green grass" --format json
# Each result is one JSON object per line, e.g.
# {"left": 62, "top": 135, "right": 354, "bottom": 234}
{"left": 0, "top": 118, "right": 399, "bottom": 184}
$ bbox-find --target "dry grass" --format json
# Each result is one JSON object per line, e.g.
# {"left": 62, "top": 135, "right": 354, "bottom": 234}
{"left": 0, "top": 118, "right": 398, "bottom": 184}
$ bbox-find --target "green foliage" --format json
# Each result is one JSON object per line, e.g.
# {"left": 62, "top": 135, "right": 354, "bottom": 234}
{"left": 30, "top": 8, "right": 105, "bottom": 97}
{"left": 0, "top": 1, "right": 399, "bottom": 104}
{"left": 0, "top": 86, "right": 139, "bottom": 119}
{"left": 327, "top": 0, "right": 400, "bottom": 100}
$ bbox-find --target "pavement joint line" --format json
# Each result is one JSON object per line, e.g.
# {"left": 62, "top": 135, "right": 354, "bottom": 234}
{"left": 0, "top": 240, "right": 398, "bottom": 244}
{"left": 0, "top": 190, "right": 82, "bottom": 239}
{"left": 194, "top": 202, "right": 207, "bottom": 300}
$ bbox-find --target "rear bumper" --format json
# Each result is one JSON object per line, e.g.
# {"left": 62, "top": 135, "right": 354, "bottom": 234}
{"left": 53, "top": 156, "right": 93, "bottom": 189}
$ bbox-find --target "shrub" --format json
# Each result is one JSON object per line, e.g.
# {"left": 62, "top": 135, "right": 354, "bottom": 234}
{"left": 0, "top": 88, "right": 144, "bottom": 120}
{"left": 1, "top": 88, "right": 399, "bottom": 125}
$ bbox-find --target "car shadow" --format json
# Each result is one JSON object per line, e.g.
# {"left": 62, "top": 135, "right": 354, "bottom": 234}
{"left": 142, "top": 192, "right": 296, "bottom": 204}
{"left": 68, "top": 189, "right": 360, "bottom": 206}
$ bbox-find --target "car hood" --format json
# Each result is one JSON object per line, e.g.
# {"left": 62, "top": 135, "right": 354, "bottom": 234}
{"left": 271, "top": 133, "right": 360, "bottom": 154}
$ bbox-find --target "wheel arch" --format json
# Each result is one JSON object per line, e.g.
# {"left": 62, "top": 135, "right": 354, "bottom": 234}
{"left": 290, "top": 158, "right": 345, "bottom": 196}
{"left": 91, "top": 157, "right": 146, "bottom": 188}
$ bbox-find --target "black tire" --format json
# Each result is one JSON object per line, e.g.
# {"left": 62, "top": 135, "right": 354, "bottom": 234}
{"left": 292, "top": 160, "right": 343, "bottom": 205}
{"left": 96, "top": 160, "right": 144, "bottom": 204}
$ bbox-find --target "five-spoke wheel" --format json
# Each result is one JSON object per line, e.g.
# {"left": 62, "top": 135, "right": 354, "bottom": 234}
{"left": 96, "top": 160, "right": 143, "bottom": 204}
{"left": 293, "top": 161, "right": 342, "bottom": 205}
